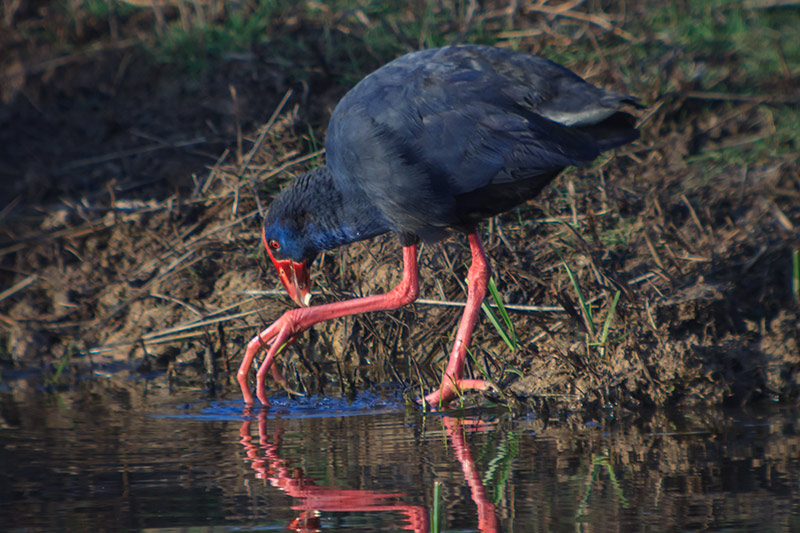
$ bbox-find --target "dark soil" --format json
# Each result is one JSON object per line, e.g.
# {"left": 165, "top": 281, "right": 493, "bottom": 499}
{"left": 2, "top": 1, "right": 799, "bottom": 412}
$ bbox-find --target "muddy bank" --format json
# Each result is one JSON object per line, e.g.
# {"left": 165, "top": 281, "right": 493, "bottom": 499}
{"left": 1, "top": 1, "right": 798, "bottom": 411}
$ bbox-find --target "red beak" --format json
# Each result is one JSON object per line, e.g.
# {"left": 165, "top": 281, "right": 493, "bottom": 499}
{"left": 267, "top": 249, "right": 311, "bottom": 307}
{"left": 264, "top": 238, "right": 311, "bottom": 307}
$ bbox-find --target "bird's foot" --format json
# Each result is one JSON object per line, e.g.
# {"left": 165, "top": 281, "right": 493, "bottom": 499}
{"left": 420, "top": 379, "right": 496, "bottom": 410}
{"left": 244, "top": 309, "right": 311, "bottom": 405}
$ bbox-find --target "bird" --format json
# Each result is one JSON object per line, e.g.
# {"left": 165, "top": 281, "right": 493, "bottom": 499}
{"left": 237, "top": 44, "right": 640, "bottom": 408}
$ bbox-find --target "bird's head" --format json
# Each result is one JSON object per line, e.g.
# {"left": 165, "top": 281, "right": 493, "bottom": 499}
{"left": 262, "top": 219, "right": 315, "bottom": 308}
{"left": 262, "top": 166, "right": 346, "bottom": 307}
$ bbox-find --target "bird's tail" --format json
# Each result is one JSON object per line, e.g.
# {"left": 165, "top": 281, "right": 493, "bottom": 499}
{"left": 580, "top": 111, "right": 640, "bottom": 152}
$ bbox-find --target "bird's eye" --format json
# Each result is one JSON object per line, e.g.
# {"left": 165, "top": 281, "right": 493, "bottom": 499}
{"left": 268, "top": 239, "right": 281, "bottom": 251}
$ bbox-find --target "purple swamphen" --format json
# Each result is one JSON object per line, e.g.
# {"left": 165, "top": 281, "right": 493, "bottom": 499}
{"left": 238, "top": 45, "right": 639, "bottom": 407}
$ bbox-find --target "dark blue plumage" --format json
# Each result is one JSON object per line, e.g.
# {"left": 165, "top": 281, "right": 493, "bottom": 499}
{"left": 264, "top": 44, "right": 638, "bottom": 259}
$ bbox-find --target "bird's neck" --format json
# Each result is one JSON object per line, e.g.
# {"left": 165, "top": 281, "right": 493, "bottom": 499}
{"left": 300, "top": 166, "right": 391, "bottom": 252}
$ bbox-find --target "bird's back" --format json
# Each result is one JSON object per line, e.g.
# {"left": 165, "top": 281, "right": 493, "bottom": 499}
{"left": 326, "top": 45, "right": 639, "bottom": 242}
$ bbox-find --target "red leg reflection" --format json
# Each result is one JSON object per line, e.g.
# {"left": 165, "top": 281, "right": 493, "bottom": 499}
{"left": 240, "top": 408, "right": 429, "bottom": 532}
{"left": 442, "top": 416, "right": 499, "bottom": 532}
{"left": 240, "top": 408, "right": 500, "bottom": 532}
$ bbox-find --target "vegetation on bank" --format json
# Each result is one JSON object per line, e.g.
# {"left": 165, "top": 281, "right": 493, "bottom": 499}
{"left": 1, "top": 1, "right": 798, "bottom": 410}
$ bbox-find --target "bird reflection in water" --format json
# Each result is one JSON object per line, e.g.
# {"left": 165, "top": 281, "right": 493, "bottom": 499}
{"left": 239, "top": 408, "right": 499, "bottom": 532}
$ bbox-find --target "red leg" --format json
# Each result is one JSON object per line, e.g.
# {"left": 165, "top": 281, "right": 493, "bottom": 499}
{"left": 239, "top": 244, "right": 420, "bottom": 405}
{"left": 423, "top": 231, "right": 493, "bottom": 408}
{"left": 443, "top": 417, "right": 499, "bottom": 531}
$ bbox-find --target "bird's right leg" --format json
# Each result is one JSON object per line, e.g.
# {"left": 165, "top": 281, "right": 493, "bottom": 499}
{"left": 238, "top": 244, "right": 420, "bottom": 405}
{"left": 422, "top": 231, "right": 494, "bottom": 408}
{"left": 238, "top": 329, "right": 292, "bottom": 405}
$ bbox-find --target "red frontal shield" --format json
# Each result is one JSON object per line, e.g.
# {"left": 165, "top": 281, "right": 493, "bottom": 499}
{"left": 264, "top": 231, "right": 311, "bottom": 307}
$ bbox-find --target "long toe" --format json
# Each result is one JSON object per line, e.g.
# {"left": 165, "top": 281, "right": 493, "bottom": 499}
{"left": 421, "top": 379, "right": 493, "bottom": 409}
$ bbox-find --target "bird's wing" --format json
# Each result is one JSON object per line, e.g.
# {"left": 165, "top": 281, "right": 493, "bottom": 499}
{"left": 404, "top": 45, "right": 638, "bottom": 125}
{"left": 326, "top": 45, "right": 636, "bottom": 238}
{"left": 483, "top": 46, "right": 639, "bottom": 126}
{"left": 413, "top": 103, "right": 603, "bottom": 193}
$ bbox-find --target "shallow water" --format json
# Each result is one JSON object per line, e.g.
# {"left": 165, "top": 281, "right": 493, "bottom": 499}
{"left": 1, "top": 387, "right": 799, "bottom": 532}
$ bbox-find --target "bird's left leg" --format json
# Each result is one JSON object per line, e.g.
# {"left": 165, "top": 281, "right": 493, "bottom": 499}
{"left": 239, "top": 244, "right": 420, "bottom": 405}
{"left": 423, "top": 231, "right": 493, "bottom": 408}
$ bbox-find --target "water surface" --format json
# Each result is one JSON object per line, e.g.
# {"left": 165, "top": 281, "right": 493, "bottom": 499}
{"left": 1, "top": 387, "right": 798, "bottom": 531}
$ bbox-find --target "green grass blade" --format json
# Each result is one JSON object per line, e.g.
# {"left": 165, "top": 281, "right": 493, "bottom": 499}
{"left": 487, "top": 276, "right": 519, "bottom": 346}
{"left": 431, "top": 479, "right": 442, "bottom": 533}
{"left": 564, "top": 263, "right": 593, "bottom": 333}
{"left": 465, "top": 346, "right": 492, "bottom": 384}
{"left": 476, "top": 275, "right": 517, "bottom": 350}
{"left": 481, "top": 300, "right": 517, "bottom": 350}
{"left": 600, "top": 291, "right": 621, "bottom": 346}
{"left": 554, "top": 249, "right": 595, "bottom": 336}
